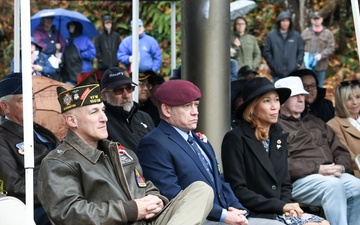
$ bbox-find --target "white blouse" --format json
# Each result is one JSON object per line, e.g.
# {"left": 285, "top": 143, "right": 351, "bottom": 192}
{"left": 348, "top": 115, "right": 360, "bottom": 131}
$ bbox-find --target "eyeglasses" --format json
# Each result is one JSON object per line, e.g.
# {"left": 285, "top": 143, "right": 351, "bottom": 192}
{"left": 303, "top": 83, "right": 317, "bottom": 90}
{"left": 236, "top": 23, "right": 246, "bottom": 26}
{"left": 105, "top": 86, "right": 135, "bottom": 95}
{"left": 339, "top": 80, "right": 360, "bottom": 87}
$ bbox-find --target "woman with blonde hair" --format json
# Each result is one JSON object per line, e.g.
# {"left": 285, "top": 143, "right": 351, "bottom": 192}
{"left": 222, "top": 77, "right": 328, "bottom": 225}
{"left": 327, "top": 80, "right": 360, "bottom": 177}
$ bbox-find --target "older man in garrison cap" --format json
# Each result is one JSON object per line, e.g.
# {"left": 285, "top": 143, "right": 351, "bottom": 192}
{"left": 137, "top": 80, "right": 284, "bottom": 225}
{"left": 38, "top": 75, "right": 213, "bottom": 225}
{"left": 101, "top": 67, "right": 154, "bottom": 152}
{"left": 0, "top": 73, "right": 59, "bottom": 225}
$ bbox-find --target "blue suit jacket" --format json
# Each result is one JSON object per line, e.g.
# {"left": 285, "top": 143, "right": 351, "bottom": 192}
{"left": 137, "top": 120, "right": 247, "bottom": 221}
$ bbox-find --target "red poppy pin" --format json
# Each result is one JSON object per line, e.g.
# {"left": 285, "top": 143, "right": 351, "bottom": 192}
{"left": 117, "top": 144, "right": 133, "bottom": 164}
{"left": 196, "top": 132, "right": 208, "bottom": 143}
{"left": 118, "top": 144, "right": 125, "bottom": 154}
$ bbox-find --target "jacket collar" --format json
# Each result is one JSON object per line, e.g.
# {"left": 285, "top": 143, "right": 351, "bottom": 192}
{"left": 104, "top": 101, "right": 140, "bottom": 121}
{"left": 333, "top": 116, "right": 360, "bottom": 139}
{"left": 157, "top": 120, "right": 217, "bottom": 184}
{"left": 0, "top": 120, "right": 58, "bottom": 144}
{"left": 63, "top": 130, "right": 134, "bottom": 199}
{"left": 239, "top": 120, "right": 286, "bottom": 181}
{"left": 63, "top": 130, "right": 106, "bottom": 164}
{"left": 280, "top": 107, "right": 310, "bottom": 121}
{"left": 0, "top": 119, "right": 24, "bottom": 138}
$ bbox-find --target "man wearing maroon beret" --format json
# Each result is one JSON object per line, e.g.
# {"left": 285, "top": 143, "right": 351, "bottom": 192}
{"left": 38, "top": 75, "right": 214, "bottom": 225}
{"left": 137, "top": 80, "right": 283, "bottom": 225}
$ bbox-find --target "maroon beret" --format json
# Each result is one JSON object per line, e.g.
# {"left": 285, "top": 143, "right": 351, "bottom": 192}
{"left": 155, "top": 80, "right": 201, "bottom": 106}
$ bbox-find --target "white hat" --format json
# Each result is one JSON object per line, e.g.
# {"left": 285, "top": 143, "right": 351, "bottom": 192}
{"left": 274, "top": 76, "right": 309, "bottom": 97}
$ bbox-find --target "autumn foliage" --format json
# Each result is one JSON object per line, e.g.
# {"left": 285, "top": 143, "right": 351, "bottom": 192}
{"left": 0, "top": 0, "right": 359, "bottom": 102}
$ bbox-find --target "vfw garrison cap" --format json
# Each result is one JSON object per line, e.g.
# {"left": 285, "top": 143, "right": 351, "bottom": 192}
{"left": 57, "top": 74, "right": 102, "bottom": 113}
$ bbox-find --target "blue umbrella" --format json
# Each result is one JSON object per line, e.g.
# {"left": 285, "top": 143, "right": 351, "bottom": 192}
{"left": 31, "top": 8, "right": 99, "bottom": 39}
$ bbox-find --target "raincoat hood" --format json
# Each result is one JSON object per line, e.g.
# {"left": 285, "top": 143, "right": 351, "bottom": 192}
{"left": 276, "top": 11, "right": 293, "bottom": 31}
{"left": 67, "top": 21, "right": 83, "bottom": 37}
{"left": 102, "top": 15, "right": 113, "bottom": 32}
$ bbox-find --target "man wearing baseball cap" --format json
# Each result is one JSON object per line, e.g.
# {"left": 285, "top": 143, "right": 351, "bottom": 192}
{"left": 275, "top": 76, "right": 360, "bottom": 225}
{"left": 101, "top": 67, "right": 154, "bottom": 152}
{"left": 301, "top": 10, "right": 335, "bottom": 87}
{"left": 137, "top": 80, "right": 285, "bottom": 225}
{"left": 38, "top": 74, "right": 213, "bottom": 225}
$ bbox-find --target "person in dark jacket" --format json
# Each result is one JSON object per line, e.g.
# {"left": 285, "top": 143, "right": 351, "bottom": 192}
{"left": 0, "top": 73, "right": 59, "bottom": 225}
{"left": 230, "top": 79, "right": 246, "bottom": 128}
{"left": 289, "top": 69, "right": 334, "bottom": 122}
{"left": 230, "top": 66, "right": 258, "bottom": 128}
{"left": 94, "top": 15, "right": 121, "bottom": 76}
{"left": 37, "top": 74, "right": 214, "bottom": 225}
{"left": 263, "top": 11, "right": 304, "bottom": 82}
{"left": 222, "top": 77, "right": 327, "bottom": 225}
{"left": 62, "top": 21, "right": 96, "bottom": 86}
{"left": 100, "top": 67, "right": 154, "bottom": 152}
{"left": 138, "top": 70, "right": 164, "bottom": 126}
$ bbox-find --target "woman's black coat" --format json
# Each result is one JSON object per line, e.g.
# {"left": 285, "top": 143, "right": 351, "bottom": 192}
{"left": 221, "top": 120, "right": 293, "bottom": 219}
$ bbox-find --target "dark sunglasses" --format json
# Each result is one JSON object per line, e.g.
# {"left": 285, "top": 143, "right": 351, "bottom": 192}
{"left": 339, "top": 80, "right": 360, "bottom": 87}
{"left": 106, "top": 86, "right": 135, "bottom": 95}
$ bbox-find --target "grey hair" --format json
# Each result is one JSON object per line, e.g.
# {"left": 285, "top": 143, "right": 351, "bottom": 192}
{"left": 0, "top": 95, "right": 13, "bottom": 103}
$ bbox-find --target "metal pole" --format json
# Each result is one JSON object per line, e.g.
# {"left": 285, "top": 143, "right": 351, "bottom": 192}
{"left": 181, "top": 0, "right": 230, "bottom": 170}
{"left": 171, "top": 1, "right": 177, "bottom": 77}
{"left": 351, "top": 0, "right": 360, "bottom": 63}
{"left": 14, "top": 0, "right": 20, "bottom": 72}
{"left": 132, "top": 0, "right": 139, "bottom": 102}
{"left": 20, "top": 0, "right": 35, "bottom": 224}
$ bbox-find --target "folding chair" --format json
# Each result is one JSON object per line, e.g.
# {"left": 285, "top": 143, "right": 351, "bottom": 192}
{"left": 0, "top": 196, "right": 36, "bottom": 225}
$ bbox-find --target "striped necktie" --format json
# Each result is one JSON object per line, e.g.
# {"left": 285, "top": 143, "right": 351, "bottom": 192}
{"left": 187, "top": 135, "right": 214, "bottom": 183}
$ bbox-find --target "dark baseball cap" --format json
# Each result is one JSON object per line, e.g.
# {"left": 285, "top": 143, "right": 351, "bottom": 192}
{"left": 310, "top": 11, "right": 322, "bottom": 19}
{"left": 101, "top": 67, "right": 137, "bottom": 90}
